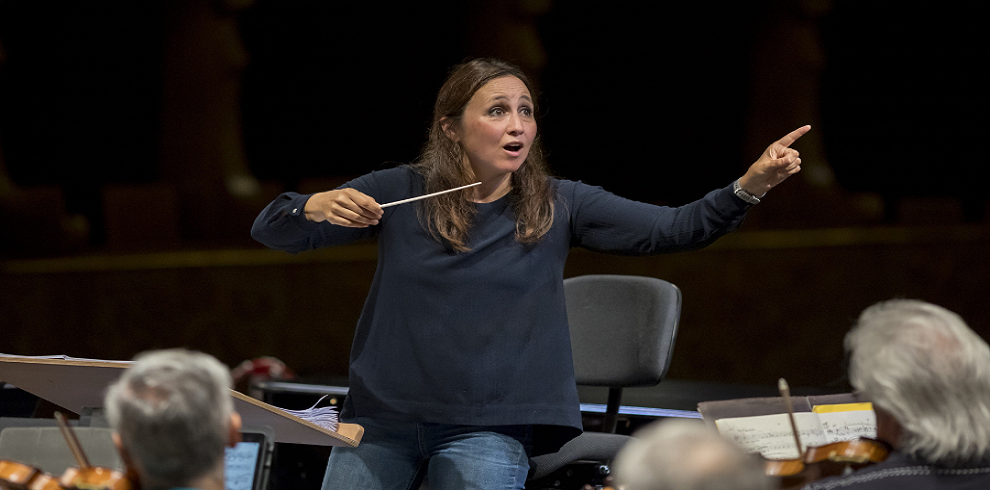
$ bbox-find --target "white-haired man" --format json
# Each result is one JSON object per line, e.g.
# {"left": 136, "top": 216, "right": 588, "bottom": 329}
{"left": 104, "top": 348, "right": 242, "bottom": 490}
{"left": 802, "top": 299, "right": 990, "bottom": 489}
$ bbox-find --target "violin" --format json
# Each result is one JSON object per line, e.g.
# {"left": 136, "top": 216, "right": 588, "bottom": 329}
{"left": 53, "top": 412, "right": 139, "bottom": 490}
{"left": 0, "top": 414, "right": 139, "bottom": 490}
{"left": 0, "top": 459, "right": 63, "bottom": 490}
{"left": 765, "top": 379, "right": 891, "bottom": 489}
{"left": 58, "top": 467, "right": 134, "bottom": 490}
{"left": 764, "top": 437, "right": 891, "bottom": 489}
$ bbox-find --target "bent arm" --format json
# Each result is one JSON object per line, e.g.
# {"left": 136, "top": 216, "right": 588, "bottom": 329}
{"left": 251, "top": 167, "right": 418, "bottom": 253}
{"left": 250, "top": 191, "right": 376, "bottom": 253}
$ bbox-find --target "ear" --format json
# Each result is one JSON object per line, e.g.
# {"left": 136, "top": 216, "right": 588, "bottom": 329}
{"left": 112, "top": 433, "right": 140, "bottom": 479}
{"left": 228, "top": 412, "right": 243, "bottom": 448}
{"left": 440, "top": 117, "right": 459, "bottom": 142}
{"left": 874, "top": 406, "right": 902, "bottom": 450}
{"left": 112, "top": 432, "right": 127, "bottom": 457}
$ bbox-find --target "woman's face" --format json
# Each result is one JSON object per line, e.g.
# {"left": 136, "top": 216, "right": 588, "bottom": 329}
{"left": 449, "top": 75, "right": 536, "bottom": 181}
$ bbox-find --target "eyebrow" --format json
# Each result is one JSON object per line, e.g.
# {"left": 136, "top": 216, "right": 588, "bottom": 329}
{"left": 489, "top": 94, "right": 533, "bottom": 104}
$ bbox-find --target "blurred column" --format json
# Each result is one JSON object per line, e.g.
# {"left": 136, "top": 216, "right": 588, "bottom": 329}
{"left": 742, "top": 0, "right": 882, "bottom": 228}
{"left": 158, "top": 0, "right": 265, "bottom": 245}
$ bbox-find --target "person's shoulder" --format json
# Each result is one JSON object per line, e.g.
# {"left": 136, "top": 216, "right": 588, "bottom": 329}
{"left": 549, "top": 177, "right": 582, "bottom": 188}
{"left": 367, "top": 163, "right": 421, "bottom": 182}
{"left": 800, "top": 454, "right": 938, "bottom": 490}
{"left": 348, "top": 163, "right": 422, "bottom": 191}
{"left": 549, "top": 177, "right": 607, "bottom": 197}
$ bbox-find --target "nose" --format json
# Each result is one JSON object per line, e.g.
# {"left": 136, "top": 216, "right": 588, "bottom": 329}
{"left": 507, "top": 112, "right": 524, "bottom": 136}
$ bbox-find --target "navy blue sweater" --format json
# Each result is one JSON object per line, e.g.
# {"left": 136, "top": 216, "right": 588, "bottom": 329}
{"left": 251, "top": 165, "right": 750, "bottom": 453}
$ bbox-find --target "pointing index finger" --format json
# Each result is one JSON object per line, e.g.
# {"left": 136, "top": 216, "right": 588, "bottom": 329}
{"left": 776, "top": 125, "right": 812, "bottom": 149}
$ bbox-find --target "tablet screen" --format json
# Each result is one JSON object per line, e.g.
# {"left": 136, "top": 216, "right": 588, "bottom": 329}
{"left": 225, "top": 432, "right": 269, "bottom": 490}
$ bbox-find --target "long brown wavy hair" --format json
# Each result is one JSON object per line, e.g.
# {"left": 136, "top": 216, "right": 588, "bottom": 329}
{"left": 413, "top": 58, "right": 555, "bottom": 252}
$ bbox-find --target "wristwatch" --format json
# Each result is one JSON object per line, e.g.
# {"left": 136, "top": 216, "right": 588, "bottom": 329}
{"left": 733, "top": 179, "right": 762, "bottom": 205}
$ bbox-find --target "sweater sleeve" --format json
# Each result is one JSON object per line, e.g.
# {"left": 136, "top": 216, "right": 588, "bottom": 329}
{"left": 250, "top": 168, "right": 411, "bottom": 253}
{"left": 562, "top": 180, "right": 751, "bottom": 255}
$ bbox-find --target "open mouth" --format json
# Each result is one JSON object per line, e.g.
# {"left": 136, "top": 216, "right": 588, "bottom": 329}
{"left": 504, "top": 143, "right": 523, "bottom": 152}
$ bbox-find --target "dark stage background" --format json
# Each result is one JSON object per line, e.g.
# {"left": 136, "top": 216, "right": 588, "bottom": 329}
{"left": 2, "top": 1, "right": 989, "bottom": 397}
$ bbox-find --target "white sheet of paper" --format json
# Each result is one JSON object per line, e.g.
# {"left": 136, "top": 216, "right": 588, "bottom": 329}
{"left": 715, "top": 409, "right": 877, "bottom": 459}
{"left": 715, "top": 412, "right": 827, "bottom": 459}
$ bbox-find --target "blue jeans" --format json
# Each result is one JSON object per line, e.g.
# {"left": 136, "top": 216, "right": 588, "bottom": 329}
{"left": 321, "top": 416, "right": 533, "bottom": 490}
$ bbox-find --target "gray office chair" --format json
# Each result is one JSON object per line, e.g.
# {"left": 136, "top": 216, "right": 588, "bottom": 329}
{"left": 527, "top": 274, "right": 682, "bottom": 489}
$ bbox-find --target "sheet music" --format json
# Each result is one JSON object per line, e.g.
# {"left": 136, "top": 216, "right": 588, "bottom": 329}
{"left": 715, "top": 409, "right": 877, "bottom": 459}
{"left": 224, "top": 441, "right": 260, "bottom": 490}
{"left": 716, "top": 412, "right": 828, "bottom": 459}
{"left": 274, "top": 394, "right": 339, "bottom": 432}
{"left": 818, "top": 410, "right": 876, "bottom": 442}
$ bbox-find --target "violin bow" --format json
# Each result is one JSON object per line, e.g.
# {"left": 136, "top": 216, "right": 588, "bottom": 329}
{"left": 778, "top": 378, "right": 804, "bottom": 458}
{"left": 54, "top": 411, "right": 92, "bottom": 470}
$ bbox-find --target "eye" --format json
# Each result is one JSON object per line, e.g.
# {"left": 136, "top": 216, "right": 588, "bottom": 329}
{"left": 489, "top": 106, "right": 506, "bottom": 116}
{"left": 520, "top": 106, "right": 533, "bottom": 117}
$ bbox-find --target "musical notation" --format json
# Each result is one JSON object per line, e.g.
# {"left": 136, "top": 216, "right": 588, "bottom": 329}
{"left": 717, "top": 413, "right": 828, "bottom": 459}
{"left": 715, "top": 408, "right": 876, "bottom": 460}
{"left": 819, "top": 411, "right": 876, "bottom": 441}
{"left": 224, "top": 441, "right": 260, "bottom": 490}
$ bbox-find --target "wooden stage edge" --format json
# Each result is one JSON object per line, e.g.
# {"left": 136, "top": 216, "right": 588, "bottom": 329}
{"left": 4, "top": 223, "right": 990, "bottom": 275}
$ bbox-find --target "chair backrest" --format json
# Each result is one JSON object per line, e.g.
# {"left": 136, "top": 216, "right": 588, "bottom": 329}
{"left": 564, "top": 274, "right": 681, "bottom": 388}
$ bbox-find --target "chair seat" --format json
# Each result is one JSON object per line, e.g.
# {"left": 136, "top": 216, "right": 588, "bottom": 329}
{"left": 529, "top": 431, "right": 632, "bottom": 481}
